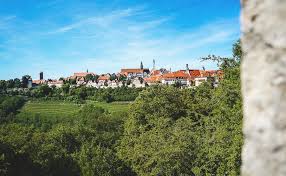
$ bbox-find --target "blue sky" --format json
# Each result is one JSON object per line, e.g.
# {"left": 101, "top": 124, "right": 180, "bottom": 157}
{"left": 0, "top": 0, "right": 240, "bottom": 80}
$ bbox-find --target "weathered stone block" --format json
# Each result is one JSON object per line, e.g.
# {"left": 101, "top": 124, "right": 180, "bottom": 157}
{"left": 241, "top": 0, "right": 286, "bottom": 176}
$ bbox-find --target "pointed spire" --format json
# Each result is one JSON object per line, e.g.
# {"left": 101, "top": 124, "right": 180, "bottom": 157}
{"left": 202, "top": 66, "right": 206, "bottom": 71}
{"left": 186, "top": 64, "right": 189, "bottom": 71}
{"left": 186, "top": 64, "right": 190, "bottom": 75}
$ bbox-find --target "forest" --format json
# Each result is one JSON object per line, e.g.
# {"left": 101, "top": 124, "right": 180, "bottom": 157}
{"left": 0, "top": 40, "right": 242, "bottom": 176}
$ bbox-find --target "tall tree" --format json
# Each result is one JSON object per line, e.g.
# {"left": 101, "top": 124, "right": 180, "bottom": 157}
{"left": 21, "top": 75, "right": 31, "bottom": 88}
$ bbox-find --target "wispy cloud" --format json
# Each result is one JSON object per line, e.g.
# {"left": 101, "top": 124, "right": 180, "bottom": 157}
{"left": 48, "top": 7, "right": 145, "bottom": 34}
{"left": 0, "top": 15, "right": 16, "bottom": 29}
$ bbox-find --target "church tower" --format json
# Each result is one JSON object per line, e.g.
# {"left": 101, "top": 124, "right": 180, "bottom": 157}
{"left": 140, "top": 61, "right": 143, "bottom": 69}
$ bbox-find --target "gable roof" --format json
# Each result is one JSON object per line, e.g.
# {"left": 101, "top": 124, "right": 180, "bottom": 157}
{"left": 32, "top": 80, "right": 46, "bottom": 84}
{"left": 162, "top": 71, "right": 190, "bottom": 79}
{"left": 120, "top": 68, "right": 150, "bottom": 74}
{"left": 199, "top": 70, "right": 224, "bottom": 77}
{"left": 189, "top": 70, "right": 201, "bottom": 77}
{"left": 144, "top": 75, "right": 162, "bottom": 83}
{"left": 98, "top": 75, "right": 110, "bottom": 81}
{"left": 151, "top": 70, "right": 162, "bottom": 76}
{"left": 73, "top": 72, "right": 96, "bottom": 77}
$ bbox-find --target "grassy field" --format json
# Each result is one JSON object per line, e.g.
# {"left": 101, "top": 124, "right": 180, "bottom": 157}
{"left": 89, "top": 101, "right": 130, "bottom": 113}
{"left": 15, "top": 100, "right": 131, "bottom": 130}
{"left": 18, "top": 101, "right": 81, "bottom": 119}
{"left": 17, "top": 100, "right": 130, "bottom": 119}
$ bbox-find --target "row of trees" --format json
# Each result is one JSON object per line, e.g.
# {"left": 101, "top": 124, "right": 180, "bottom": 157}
{"left": 2, "top": 85, "right": 144, "bottom": 103}
{"left": 0, "top": 75, "right": 31, "bottom": 90}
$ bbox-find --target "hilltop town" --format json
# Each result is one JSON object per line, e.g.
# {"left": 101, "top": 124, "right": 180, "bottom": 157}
{"left": 30, "top": 60, "right": 223, "bottom": 89}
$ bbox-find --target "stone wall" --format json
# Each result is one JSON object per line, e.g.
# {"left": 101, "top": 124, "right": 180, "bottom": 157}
{"left": 241, "top": 0, "right": 286, "bottom": 175}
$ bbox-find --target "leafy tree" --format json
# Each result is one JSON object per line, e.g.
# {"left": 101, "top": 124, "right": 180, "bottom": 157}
{"left": 118, "top": 75, "right": 127, "bottom": 81}
{"left": 233, "top": 39, "right": 242, "bottom": 62}
{"left": 69, "top": 79, "right": 77, "bottom": 85}
{"left": 77, "top": 142, "right": 134, "bottom": 176}
{"left": 61, "top": 83, "right": 70, "bottom": 95}
{"left": 109, "top": 73, "right": 117, "bottom": 81}
{"left": 118, "top": 40, "right": 243, "bottom": 176}
{"left": 38, "top": 84, "right": 52, "bottom": 97}
{"left": 85, "top": 74, "right": 95, "bottom": 82}
{"left": 6, "top": 79, "right": 14, "bottom": 89}
{"left": 14, "top": 78, "right": 21, "bottom": 88}
{"left": 0, "top": 81, "right": 6, "bottom": 91}
{"left": 0, "top": 96, "right": 25, "bottom": 122}
{"left": 21, "top": 75, "right": 31, "bottom": 88}
{"left": 94, "top": 75, "right": 100, "bottom": 83}
{"left": 173, "top": 80, "right": 182, "bottom": 88}
{"left": 117, "top": 86, "right": 196, "bottom": 175}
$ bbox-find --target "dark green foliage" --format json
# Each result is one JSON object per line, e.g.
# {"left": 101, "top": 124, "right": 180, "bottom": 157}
{"left": 21, "top": 75, "right": 31, "bottom": 88}
{"left": 0, "top": 102, "right": 134, "bottom": 176}
{"left": 91, "top": 87, "right": 144, "bottom": 102}
{"left": 109, "top": 73, "right": 118, "bottom": 81}
{"left": 118, "top": 40, "right": 242, "bottom": 176}
{"left": 85, "top": 74, "right": 95, "bottom": 82}
{"left": 0, "top": 96, "right": 25, "bottom": 122}
{"left": 3, "top": 84, "right": 144, "bottom": 103}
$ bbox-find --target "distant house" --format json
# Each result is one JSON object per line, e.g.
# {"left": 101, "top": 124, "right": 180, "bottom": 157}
{"left": 194, "top": 77, "right": 208, "bottom": 87}
{"left": 199, "top": 70, "right": 224, "bottom": 80}
{"left": 120, "top": 68, "right": 150, "bottom": 79}
{"left": 32, "top": 80, "right": 46, "bottom": 87}
{"left": 69, "top": 72, "right": 96, "bottom": 82}
{"left": 144, "top": 75, "right": 162, "bottom": 85}
{"left": 86, "top": 81, "right": 99, "bottom": 88}
{"left": 131, "top": 77, "right": 145, "bottom": 88}
{"left": 161, "top": 70, "right": 191, "bottom": 86}
{"left": 98, "top": 74, "right": 110, "bottom": 85}
{"left": 77, "top": 77, "right": 86, "bottom": 85}
{"left": 47, "top": 80, "right": 64, "bottom": 88}
{"left": 150, "top": 68, "right": 169, "bottom": 76}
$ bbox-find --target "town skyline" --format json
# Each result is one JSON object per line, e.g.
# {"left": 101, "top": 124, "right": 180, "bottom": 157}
{"left": 27, "top": 60, "right": 219, "bottom": 81}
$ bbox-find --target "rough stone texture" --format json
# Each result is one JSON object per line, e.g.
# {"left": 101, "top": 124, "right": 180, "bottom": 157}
{"left": 241, "top": 0, "right": 286, "bottom": 176}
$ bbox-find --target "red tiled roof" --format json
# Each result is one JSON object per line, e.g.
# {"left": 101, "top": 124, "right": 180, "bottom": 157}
{"left": 162, "top": 71, "right": 190, "bottom": 79}
{"left": 144, "top": 75, "right": 162, "bottom": 83}
{"left": 189, "top": 70, "right": 201, "bottom": 77}
{"left": 199, "top": 70, "right": 224, "bottom": 77}
{"left": 48, "top": 80, "right": 64, "bottom": 84}
{"left": 32, "top": 80, "right": 46, "bottom": 84}
{"left": 120, "top": 69, "right": 150, "bottom": 75}
{"left": 73, "top": 72, "right": 96, "bottom": 77}
{"left": 151, "top": 70, "right": 161, "bottom": 76}
{"left": 98, "top": 75, "right": 110, "bottom": 81}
